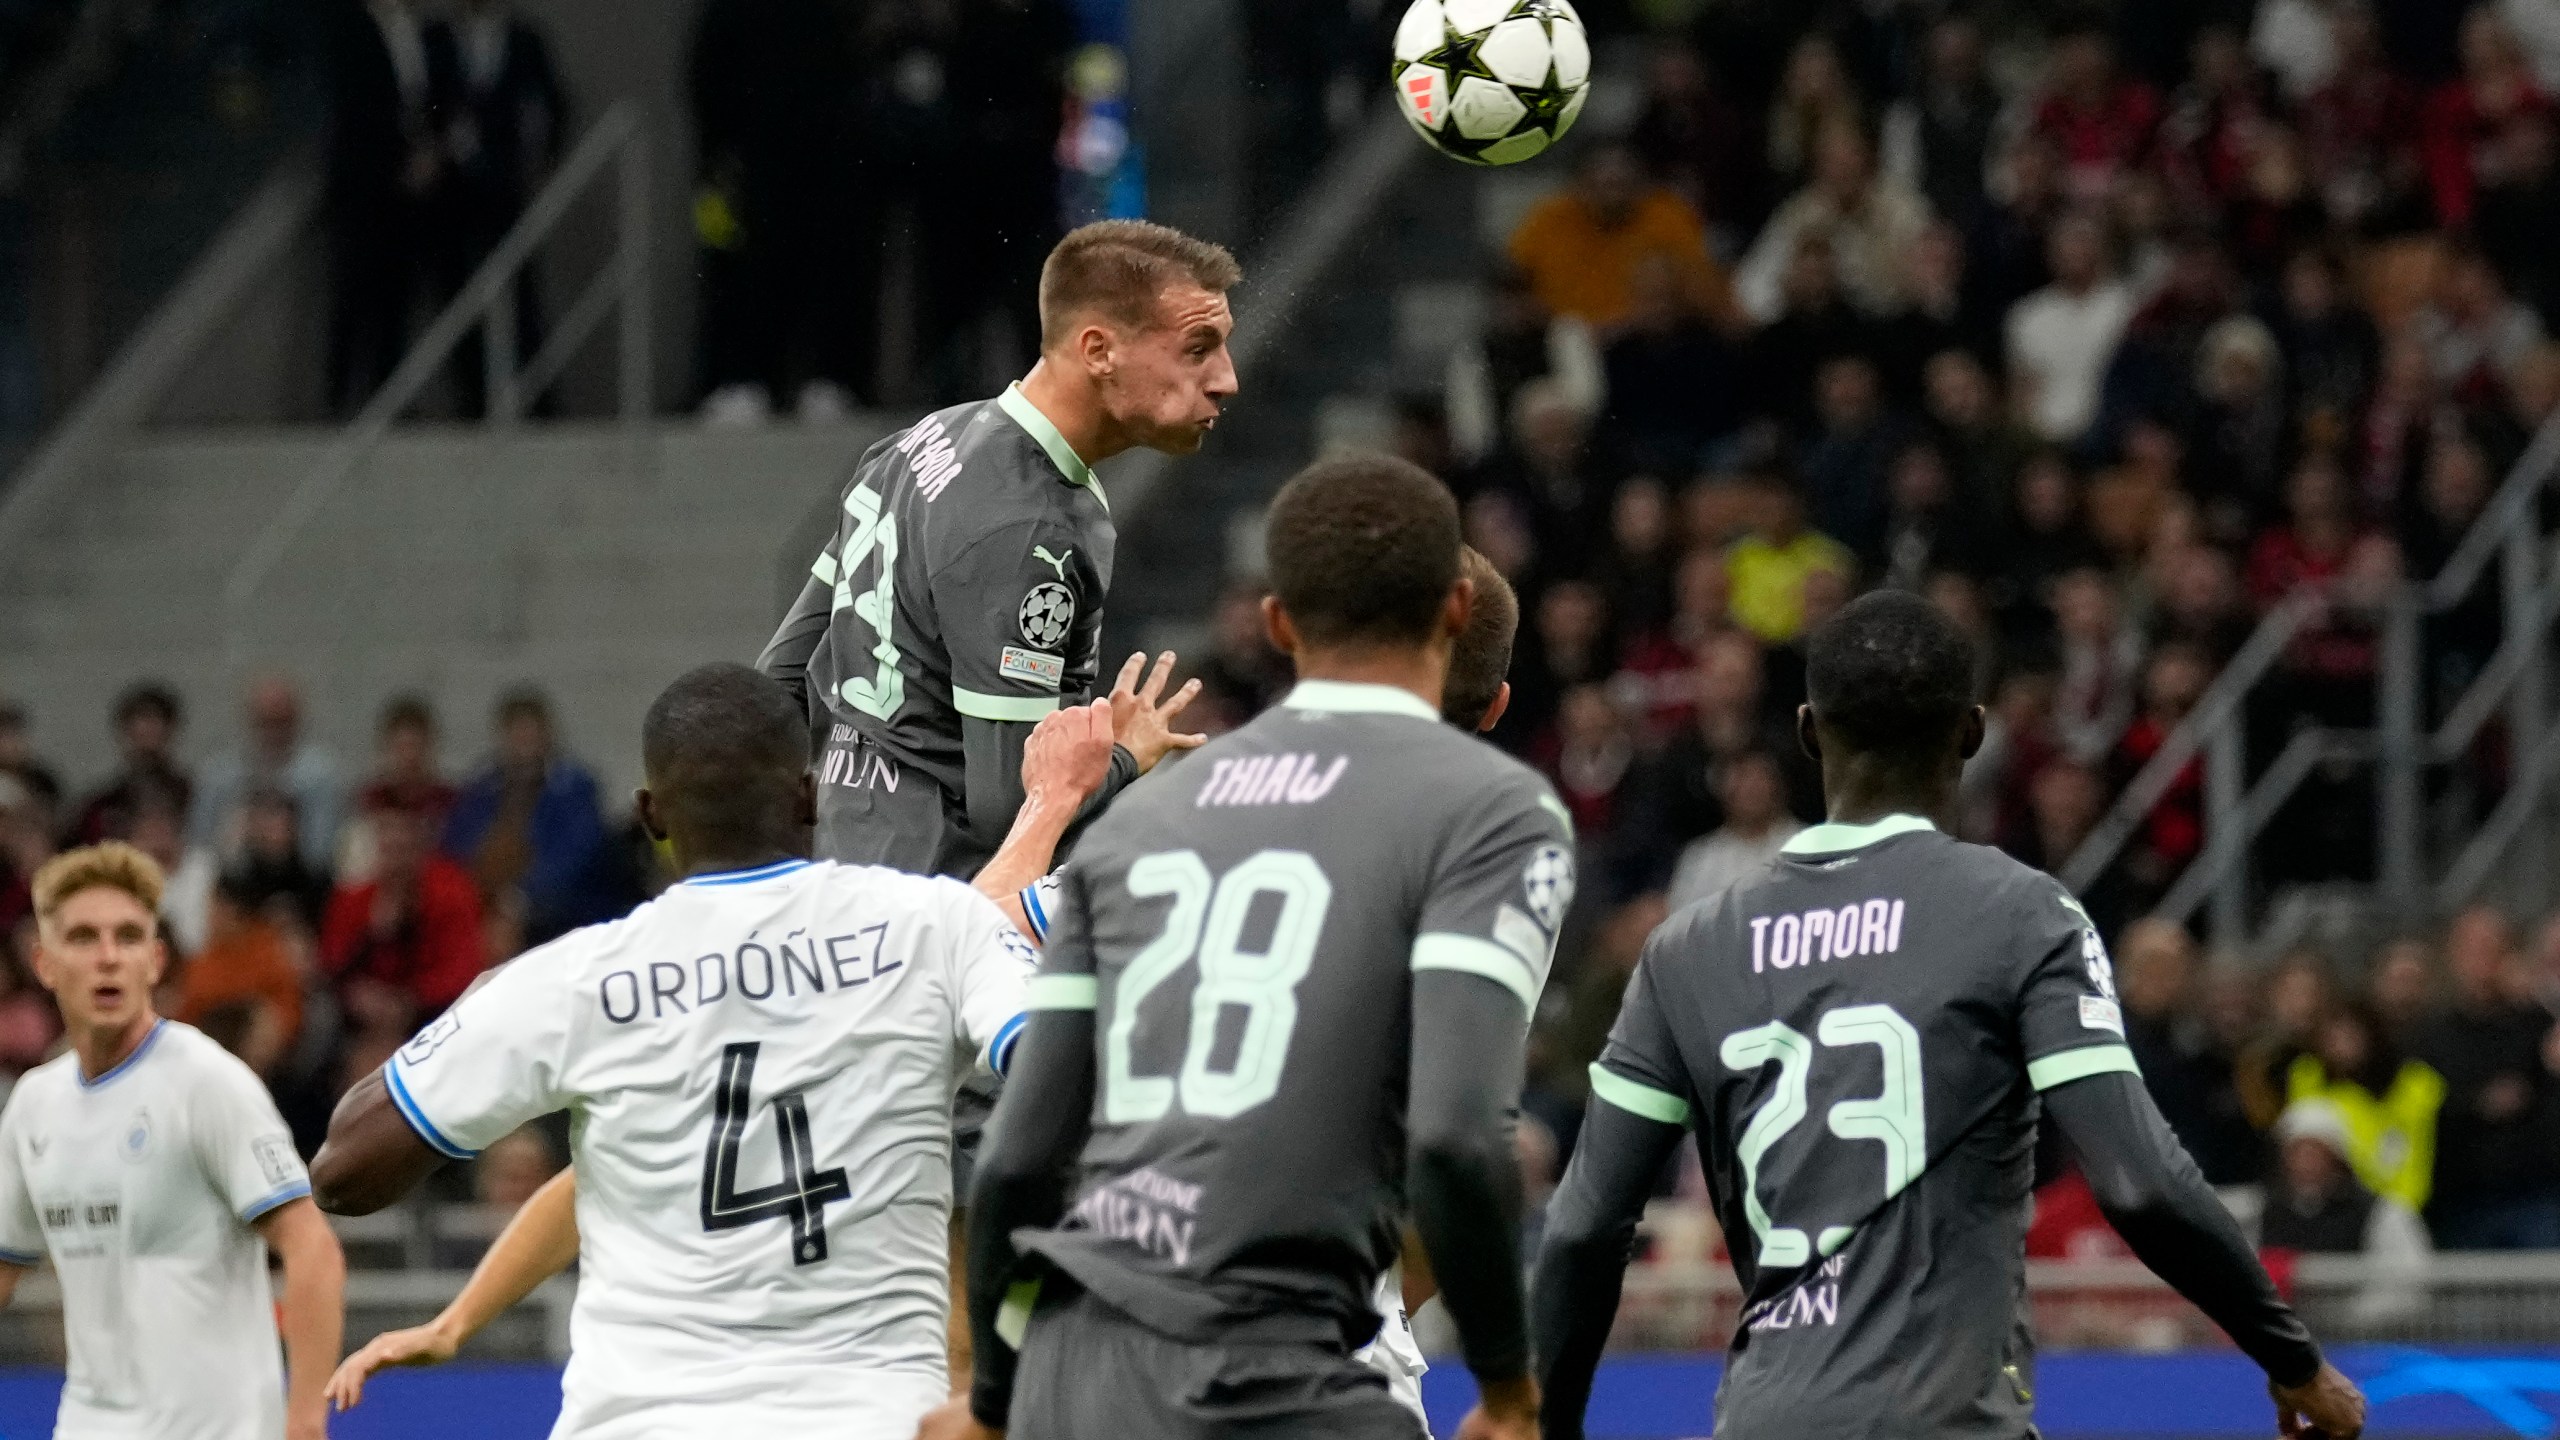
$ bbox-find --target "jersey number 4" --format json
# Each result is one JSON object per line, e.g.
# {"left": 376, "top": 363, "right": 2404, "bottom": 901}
{"left": 1721, "top": 1006, "right": 1926, "bottom": 1269}
{"left": 699, "top": 1042, "right": 852, "bottom": 1266}
{"left": 1103, "top": 849, "right": 1331, "bottom": 1125}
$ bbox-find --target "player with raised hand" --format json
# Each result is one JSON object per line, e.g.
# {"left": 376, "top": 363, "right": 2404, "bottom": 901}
{"left": 936, "top": 456, "right": 1572, "bottom": 1440}
{"left": 757, "top": 219, "right": 1239, "bottom": 879}
{"left": 308, "top": 663, "right": 1068, "bottom": 1440}
{"left": 317, "top": 695, "right": 1126, "bottom": 1418}
{"left": 1530, "top": 591, "right": 2367, "bottom": 1440}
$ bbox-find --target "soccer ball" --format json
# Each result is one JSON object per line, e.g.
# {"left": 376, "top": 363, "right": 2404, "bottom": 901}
{"left": 1391, "top": 0, "right": 1591, "bottom": 167}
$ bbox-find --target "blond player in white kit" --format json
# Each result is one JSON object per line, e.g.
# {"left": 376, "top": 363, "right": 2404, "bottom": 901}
{"left": 308, "top": 663, "right": 1054, "bottom": 1439}
{"left": 0, "top": 841, "right": 347, "bottom": 1439}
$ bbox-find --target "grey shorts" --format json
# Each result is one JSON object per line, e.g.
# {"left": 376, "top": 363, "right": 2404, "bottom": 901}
{"left": 1011, "top": 1291, "right": 1423, "bottom": 1440}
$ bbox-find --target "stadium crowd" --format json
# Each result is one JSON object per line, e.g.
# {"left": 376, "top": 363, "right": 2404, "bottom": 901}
{"left": 1188, "top": 0, "right": 2560, "bottom": 1262}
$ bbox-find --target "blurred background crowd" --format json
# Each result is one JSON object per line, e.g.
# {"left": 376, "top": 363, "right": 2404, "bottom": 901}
{"left": 8, "top": 0, "right": 2560, "bottom": 1312}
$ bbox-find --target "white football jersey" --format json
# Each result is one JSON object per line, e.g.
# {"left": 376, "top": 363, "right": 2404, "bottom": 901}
{"left": 388, "top": 858, "right": 1033, "bottom": 1439}
{"left": 0, "top": 1020, "right": 310, "bottom": 1440}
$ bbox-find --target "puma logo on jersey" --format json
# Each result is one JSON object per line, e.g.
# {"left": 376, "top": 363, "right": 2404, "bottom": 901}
{"left": 1032, "top": 544, "right": 1073, "bottom": 579}
{"left": 1750, "top": 898, "right": 1906, "bottom": 973}
{"left": 894, "top": 415, "right": 962, "bottom": 501}
{"left": 1194, "top": 752, "right": 1348, "bottom": 808}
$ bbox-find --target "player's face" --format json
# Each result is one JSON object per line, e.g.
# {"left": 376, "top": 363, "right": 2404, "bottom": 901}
{"left": 1106, "top": 284, "right": 1238, "bottom": 455}
{"left": 34, "top": 886, "right": 165, "bottom": 1034}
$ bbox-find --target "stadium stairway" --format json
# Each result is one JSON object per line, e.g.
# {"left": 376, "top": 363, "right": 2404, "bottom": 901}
{"left": 0, "top": 422, "right": 883, "bottom": 792}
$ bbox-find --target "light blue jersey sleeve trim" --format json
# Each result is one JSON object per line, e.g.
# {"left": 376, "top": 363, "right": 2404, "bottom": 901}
{"left": 385, "top": 1060, "right": 479, "bottom": 1161}
{"left": 240, "top": 1180, "right": 313, "bottom": 1222}
{"left": 1020, "top": 883, "right": 1052, "bottom": 943}
{"left": 988, "top": 1013, "right": 1029, "bottom": 1077}
{"left": 0, "top": 1245, "right": 40, "bottom": 1266}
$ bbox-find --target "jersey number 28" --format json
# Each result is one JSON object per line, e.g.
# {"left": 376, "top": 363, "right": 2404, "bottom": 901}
{"left": 1104, "top": 849, "right": 1331, "bottom": 1124}
{"left": 1721, "top": 1005, "right": 1926, "bottom": 1268}
{"left": 698, "top": 1042, "right": 852, "bottom": 1266}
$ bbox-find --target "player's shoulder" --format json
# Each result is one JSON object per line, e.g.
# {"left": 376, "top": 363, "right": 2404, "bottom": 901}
{"left": 799, "top": 857, "right": 986, "bottom": 914}
{"left": 153, "top": 1022, "right": 279, "bottom": 1105}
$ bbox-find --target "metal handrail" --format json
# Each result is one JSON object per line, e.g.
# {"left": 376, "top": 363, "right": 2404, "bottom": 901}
{"left": 2059, "top": 410, "right": 2560, "bottom": 934}
{"left": 2059, "top": 591, "right": 2316, "bottom": 895}
{"left": 219, "top": 100, "right": 651, "bottom": 660}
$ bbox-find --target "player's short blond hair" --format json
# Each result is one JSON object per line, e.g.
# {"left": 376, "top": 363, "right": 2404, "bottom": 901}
{"left": 32, "top": 842, "right": 165, "bottom": 930}
{"left": 1039, "top": 220, "right": 1242, "bottom": 349}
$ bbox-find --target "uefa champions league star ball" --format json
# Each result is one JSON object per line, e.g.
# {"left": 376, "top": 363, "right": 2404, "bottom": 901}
{"left": 1390, "top": 0, "right": 1592, "bottom": 167}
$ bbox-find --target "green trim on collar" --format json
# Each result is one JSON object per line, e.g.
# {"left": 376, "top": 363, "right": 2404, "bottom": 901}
{"left": 1780, "top": 812, "right": 1938, "bottom": 856}
{"left": 997, "top": 383, "right": 1107, "bottom": 510}
{"left": 1280, "top": 680, "right": 1441, "bottom": 722}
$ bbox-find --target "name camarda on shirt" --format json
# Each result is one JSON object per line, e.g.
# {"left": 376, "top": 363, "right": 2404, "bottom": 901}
{"left": 1749, "top": 898, "right": 1907, "bottom": 973}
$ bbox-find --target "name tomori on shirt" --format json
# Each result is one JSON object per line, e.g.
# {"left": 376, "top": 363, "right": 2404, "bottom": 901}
{"left": 1750, "top": 898, "right": 1907, "bottom": 973}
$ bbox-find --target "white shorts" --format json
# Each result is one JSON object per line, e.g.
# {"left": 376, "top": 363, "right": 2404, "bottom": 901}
{"left": 551, "top": 1367, "right": 946, "bottom": 1440}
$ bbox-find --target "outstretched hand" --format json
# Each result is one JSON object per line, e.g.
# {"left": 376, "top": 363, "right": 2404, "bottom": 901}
{"left": 1108, "top": 651, "right": 1205, "bottom": 774}
{"left": 1021, "top": 700, "right": 1116, "bottom": 809}
{"left": 326, "top": 1318, "right": 461, "bottom": 1413}
{"left": 1453, "top": 1374, "right": 1541, "bottom": 1440}
{"left": 2274, "top": 1361, "right": 2366, "bottom": 1440}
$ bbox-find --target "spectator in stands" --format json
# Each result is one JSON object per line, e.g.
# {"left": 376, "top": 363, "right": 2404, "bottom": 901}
{"left": 1448, "top": 262, "right": 1604, "bottom": 471}
{"left": 2029, "top": 22, "right": 2162, "bottom": 202}
{"left": 0, "top": 774, "right": 53, "bottom": 981}
{"left": 1192, "top": 581, "right": 1292, "bottom": 736}
{"left": 1881, "top": 13, "right": 2001, "bottom": 226}
{"left": 1736, "top": 118, "right": 1935, "bottom": 324}
{"left": 2473, "top": 110, "right": 2560, "bottom": 324}
{"left": 1874, "top": 225, "right": 1990, "bottom": 404}
{"left": 2418, "top": 907, "right": 2560, "bottom": 1248}
{"left": 2415, "top": 242, "right": 2547, "bottom": 407}
{"left": 2370, "top": 938, "right": 2438, "bottom": 1046}
{"left": 1506, "top": 143, "right": 1740, "bottom": 333}
{"left": 1799, "top": 355, "right": 1909, "bottom": 562}
{"left": 2273, "top": 248, "right": 2381, "bottom": 435}
{"left": 63, "top": 683, "right": 189, "bottom": 849}
{"left": 688, "top": 0, "right": 868, "bottom": 422}
{"left": 1965, "top": 137, "right": 2063, "bottom": 331}
{"left": 2150, "top": 541, "right": 2254, "bottom": 661}
{"left": 1475, "top": 378, "right": 1611, "bottom": 580}
{"left": 443, "top": 687, "right": 610, "bottom": 943}
{"left": 2187, "top": 316, "right": 2294, "bottom": 524}
{"left": 2121, "top": 919, "right": 2266, "bottom": 1187}
{"left": 2051, "top": 567, "right": 2143, "bottom": 765}
{"left": 1923, "top": 348, "right": 2034, "bottom": 515}
{"left": 357, "top": 694, "right": 457, "bottom": 829}
{"left": 322, "top": 802, "right": 486, "bottom": 1087}
{"left": 2253, "top": 0, "right": 2344, "bottom": 101}
{"left": 1628, "top": 43, "right": 1759, "bottom": 247}
{"left": 1725, "top": 468, "right": 1853, "bottom": 646}
{"left": 1874, "top": 440, "right": 1980, "bottom": 592}
{"left": 1536, "top": 684, "right": 1637, "bottom": 859}
{"left": 193, "top": 675, "right": 345, "bottom": 873}
{"left": 0, "top": 701, "right": 59, "bottom": 835}
{"left": 2301, "top": 2, "right": 2428, "bottom": 230}
{"left": 1664, "top": 749, "right": 1801, "bottom": 912}
{"left": 2251, "top": 456, "right": 2401, "bottom": 713}
{"left": 2017, "top": 758, "right": 2135, "bottom": 937}
{"left": 433, "top": 0, "right": 566, "bottom": 417}
{"left": 174, "top": 873, "right": 305, "bottom": 1080}
{"left": 2112, "top": 641, "right": 2212, "bottom": 890}
{"left": 1600, "top": 252, "right": 1743, "bottom": 475}
{"left": 2007, "top": 211, "right": 2136, "bottom": 447}
{"left": 2259, "top": 1098, "right": 2432, "bottom": 1323}
{"left": 2422, "top": 9, "right": 2553, "bottom": 227}
{"left": 1507, "top": 580, "right": 1614, "bottom": 754}
{"left": 323, "top": 0, "right": 450, "bottom": 415}
{"left": 211, "top": 788, "right": 332, "bottom": 945}
{"left": 2407, "top": 434, "right": 2503, "bottom": 711}
{"left": 1599, "top": 477, "right": 1678, "bottom": 651}
{"left": 1766, "top": 34, "right": 1864, "bottom": 194}
{"left": 2286, "top": 999, "right": 2445, "bottom": 1213}
{"left": 1749, "top": 237, "right": 1878, "bottom": 430}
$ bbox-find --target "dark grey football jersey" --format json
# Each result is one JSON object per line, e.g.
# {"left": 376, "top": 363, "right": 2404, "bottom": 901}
{"left": 768, "top": 386, "right": 1115, "bottom": 818}
{"left": 1594, "top": 815, "right": 2136, "bottom": 1440}
{"left": 1018, "top": 680, "right": 1576, "bottom": 1346}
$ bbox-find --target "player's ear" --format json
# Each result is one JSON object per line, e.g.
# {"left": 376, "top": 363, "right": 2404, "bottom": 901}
{"left": 1261, "top": 594, "right": 1300, "bottom": 658}
{"left": 1796, "top": 704, "right": 1822, "bottom": 764}
{"left": 1959, "top": 704, "right": 1987, "bottom": 761}
{"left": 1477, "top": 681, "right": 1512, "bottom": 734}
{"left": 634, "top": 787, "right": 668, "bottom": 844}
{"left": 1442, "top": 576, "right": 1475, "bottom": 641}
{"left": 1077, "top": 318, "right": 1116, "bottom": 378}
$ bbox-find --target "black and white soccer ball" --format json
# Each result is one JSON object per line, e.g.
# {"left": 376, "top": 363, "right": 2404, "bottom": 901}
{"left": 1391, "top": 0, "right": 1591, "bottom": 167}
